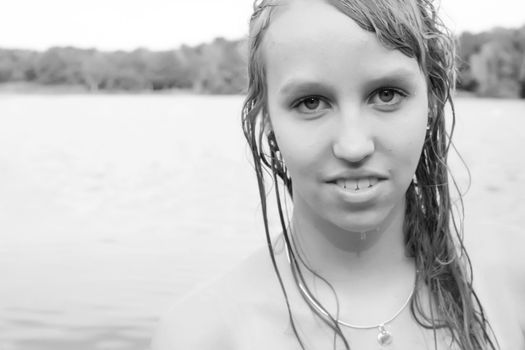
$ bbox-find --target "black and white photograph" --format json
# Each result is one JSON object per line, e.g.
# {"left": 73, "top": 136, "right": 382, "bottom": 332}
{"left": 0, "top": 1, "right": 524, "bottom": 349}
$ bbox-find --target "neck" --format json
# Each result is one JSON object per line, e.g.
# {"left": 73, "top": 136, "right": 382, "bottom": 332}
{"left": 281, "top": 198, "right": 418, "bottom": 326}
{"left": 288, "top": 198, "right": 415, "bottom": 294}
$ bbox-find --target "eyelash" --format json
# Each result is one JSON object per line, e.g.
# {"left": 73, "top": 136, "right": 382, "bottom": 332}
{"left": 291, "top": 88, "right": 408, "bottom": 114}
{"left": 292, "top": 95, "right": 329, "bottom": 114}
{"left": 369, "top": 88, "right": 408, "bottom": 111}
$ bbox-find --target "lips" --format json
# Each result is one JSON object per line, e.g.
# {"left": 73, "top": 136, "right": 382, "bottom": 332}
{"left": 335, "top": 177, "right": 380, "bottom": 192}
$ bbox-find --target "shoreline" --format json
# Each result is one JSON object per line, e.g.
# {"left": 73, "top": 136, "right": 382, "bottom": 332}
{"left": 0, "top": 82, "right": 212, "bottom": 96}
{"left": 0, "top": 82, "right": 498, "bottom": 99}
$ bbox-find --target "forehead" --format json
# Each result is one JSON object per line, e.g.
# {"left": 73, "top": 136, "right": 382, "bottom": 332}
{"left": 262, "top": 0, "right": 423, "bottom": 88}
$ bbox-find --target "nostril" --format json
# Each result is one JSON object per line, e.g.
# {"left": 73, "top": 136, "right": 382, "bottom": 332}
{"left": 331, "top": 121, "right": 375, "bottom": 162}
{"left": 332, "top": 139, "right": 375, "bottom": 163}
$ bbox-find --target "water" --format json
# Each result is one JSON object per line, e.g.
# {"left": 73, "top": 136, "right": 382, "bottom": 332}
{"left": 0, "top": 95, "right": 524, "bottom": 349}
{"left": 0, "top": 95, "right": 265, "bottom": 350}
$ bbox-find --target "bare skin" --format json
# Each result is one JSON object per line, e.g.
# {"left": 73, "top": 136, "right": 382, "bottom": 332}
{"left": 151, "top": 238, "right": 524, "bottom": 349}
{"left": 152, "top": 0, "right": 524, "bottom": 348}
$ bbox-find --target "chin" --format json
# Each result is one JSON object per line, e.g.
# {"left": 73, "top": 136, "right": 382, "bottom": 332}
{"left": 335, "top": 220, "right": 383, "bottom": 235}
{"left": 330, "top": 208, "right": 396, "bottom": 235}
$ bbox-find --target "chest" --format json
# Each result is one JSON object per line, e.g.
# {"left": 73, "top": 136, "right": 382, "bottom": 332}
{"left": 230, "top": 301, "right": 460, "bottom": 350}
{"left": 229, "top": 296, "right": 525, "bottom": 350}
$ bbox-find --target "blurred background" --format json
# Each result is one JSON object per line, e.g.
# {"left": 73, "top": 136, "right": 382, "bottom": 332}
{"left": 0, "top": 1, "right": 524, "bottom": 349}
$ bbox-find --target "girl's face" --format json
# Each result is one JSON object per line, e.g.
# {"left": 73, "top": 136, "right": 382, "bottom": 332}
{"left": 263, "top": 0, "right": 428, "bottom": 234}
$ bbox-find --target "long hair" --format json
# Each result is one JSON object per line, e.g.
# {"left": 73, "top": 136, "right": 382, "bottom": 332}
{"left": 241, "top": 0, "right": 498, "bottom": 349}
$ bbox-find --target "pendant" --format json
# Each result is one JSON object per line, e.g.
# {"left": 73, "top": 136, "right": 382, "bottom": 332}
{"left": 377, "top": 325, "right": 393, "bottom": 346}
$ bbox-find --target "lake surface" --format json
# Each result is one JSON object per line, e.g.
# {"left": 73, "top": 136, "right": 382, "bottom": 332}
{"left": 0, "top": 95, "right": 524, "bottom": 349}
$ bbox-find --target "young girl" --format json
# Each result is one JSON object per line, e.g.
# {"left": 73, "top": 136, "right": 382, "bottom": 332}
{"left": 152, "top": 0, "right": 524, "bottom": 348}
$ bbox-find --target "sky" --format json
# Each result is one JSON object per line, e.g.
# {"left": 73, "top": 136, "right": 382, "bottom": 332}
{"left": 1, "top": 0, "right": 524, "bottom": 51}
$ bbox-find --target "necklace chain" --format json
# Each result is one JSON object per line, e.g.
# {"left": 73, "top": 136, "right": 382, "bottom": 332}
{"left": 284, "top": 235, "right": 417, "bottom": 330}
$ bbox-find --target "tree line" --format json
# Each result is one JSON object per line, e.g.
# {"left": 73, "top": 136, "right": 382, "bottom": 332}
{"left": 0, "top": 37, "right": 247, "bottom": 94}
{"left": 1, "top": 26, "right": 524, "bottom": 97}
{"left": 457, "top": 25, "right": 525, "bottom": 98}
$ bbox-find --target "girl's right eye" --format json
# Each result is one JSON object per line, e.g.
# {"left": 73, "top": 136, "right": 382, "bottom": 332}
{"left": 293, "top": 96, "right": 330, "bottom": 115}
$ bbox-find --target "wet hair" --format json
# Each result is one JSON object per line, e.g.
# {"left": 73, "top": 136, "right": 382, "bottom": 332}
{"left": 241, "top": 0, "right": 498, "bottom": 349}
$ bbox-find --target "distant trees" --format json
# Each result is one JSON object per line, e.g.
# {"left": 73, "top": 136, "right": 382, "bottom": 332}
{"left": 0, "top": 49, "right": 38, "bottom": 82}
{"left": 0, "top": 26, "right": 524, "bottom": 97}
{"left": 457, "top": 25, "right": 525, "bottom": 98}
{"left": 0, "top": 38, "right": 248, "bottom": 94}
{"left": 190, "top": 38, "right": 247, "bottom": 94}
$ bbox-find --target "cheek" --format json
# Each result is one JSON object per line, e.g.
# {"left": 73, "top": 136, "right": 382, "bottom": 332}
{"left": 386, "top": 114, "right": 427, "bottom": 178}
{"left": 273, "top": 127, "right": 314, "bottom": 171}
{"left": 270, "top": 119, "right": 327, "bottom": 178}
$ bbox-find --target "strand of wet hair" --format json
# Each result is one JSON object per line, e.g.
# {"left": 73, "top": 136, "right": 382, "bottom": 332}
{"left": 242, "top": 100, "right": 307, "bottom": 350}
{"left": 280, "top": 192, "right": 348, "bottom": 350}
{"left": 270, "top": 149, "right": 351, "bottom": 350}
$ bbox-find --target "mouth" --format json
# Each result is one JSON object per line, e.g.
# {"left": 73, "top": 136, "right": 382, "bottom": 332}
{"left": 333, "top": 177, "right": 381, "bottom": 192}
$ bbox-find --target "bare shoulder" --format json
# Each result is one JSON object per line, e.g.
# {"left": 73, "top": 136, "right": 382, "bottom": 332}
{"left": 150, "top": 287, "right": 236, "bottom": 350}
{"left": 464, "top": 222, "right": 525, "bottom": 345}
{"left": 151, "top": 246, "right": 289, "bottom": 350}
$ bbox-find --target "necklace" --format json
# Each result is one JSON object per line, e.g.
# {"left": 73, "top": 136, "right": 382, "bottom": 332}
{"left": 283, "top": 237, "right": 417, "bottom": 347}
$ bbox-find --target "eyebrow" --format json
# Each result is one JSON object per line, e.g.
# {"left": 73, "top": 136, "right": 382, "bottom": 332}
{"left": 279, "top": 80, "right": 334, "bottom": 96}
{"left": 364, "top": 67, "right": 421, "bottom": 86}
{"left": 278, "top": 67, "right": 421, "bottom": 95}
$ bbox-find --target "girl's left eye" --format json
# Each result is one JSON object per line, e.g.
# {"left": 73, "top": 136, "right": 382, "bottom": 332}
{"left": 293, "top": 96, "right": 330, "bottom": 114}
{"left": 369, "top": 88, "right": 407, "bottom": 108}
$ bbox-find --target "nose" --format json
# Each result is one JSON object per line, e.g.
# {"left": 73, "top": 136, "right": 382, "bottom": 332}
{"left": 331, "top": 111, "right": 375, "bottom": 163}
